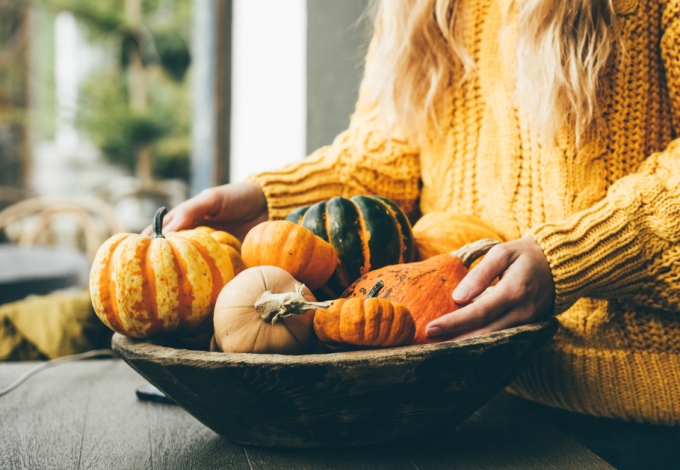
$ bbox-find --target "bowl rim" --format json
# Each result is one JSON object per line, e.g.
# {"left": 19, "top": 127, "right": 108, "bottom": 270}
{"left": 112, "top": 317, "right": 558, "bottom": 366}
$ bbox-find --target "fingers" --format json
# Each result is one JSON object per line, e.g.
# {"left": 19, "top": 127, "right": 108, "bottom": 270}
{"left": 424, "top": 237, "right": 556, "bottom": 341}
{"left": 452, "top": 244, "right": 515, "bottom": 303}
{"left": 426, "top": 278, "right": 521, "bottom": 337}
{"left": 446, "top": 307, "right": 529, "bottom": 341}
{"left": 162, "top": 191, "right": 218, "bottom": 233}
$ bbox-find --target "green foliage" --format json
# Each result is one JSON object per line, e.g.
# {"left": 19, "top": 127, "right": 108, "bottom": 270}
{"left": 27, "top": 0, "right": 126, "bottom": 34}
{"left": 0, "top": 1, "right": 29, "bottom": 126}
{"left": 78, "top": 67, "right": 190, "bottom": 181}
{"left": 27, "top": 0, "right": 193, "bottom": 181}
{"left": 153, "top": 31, "right": 191, "bottom": 82}
{"left": 153, "top": 134, "right": 190, "bottom": 180}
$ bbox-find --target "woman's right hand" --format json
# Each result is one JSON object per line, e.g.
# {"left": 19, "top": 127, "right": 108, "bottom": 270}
{"left": 142, "top": 182, "right": 268, "bottom": 240}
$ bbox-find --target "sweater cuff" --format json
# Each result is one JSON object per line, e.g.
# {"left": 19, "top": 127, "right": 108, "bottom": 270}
{"left": 527, "top": 198, "right": 647, "bottom": 314}
{"left": 246, "top": 150, "right": 344, "bottom": 220}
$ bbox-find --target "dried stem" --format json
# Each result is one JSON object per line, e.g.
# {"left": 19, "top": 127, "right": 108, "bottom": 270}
{"left": 453, "top": 239, "right": 500, "bottom": 269}
{"left": 255, "top": 284, "right": 333, "bottom": 324}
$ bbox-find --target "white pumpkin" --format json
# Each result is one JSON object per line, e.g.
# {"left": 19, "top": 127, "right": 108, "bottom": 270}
{"left": 212, "top": 266, "right": 332, "bottom": 354}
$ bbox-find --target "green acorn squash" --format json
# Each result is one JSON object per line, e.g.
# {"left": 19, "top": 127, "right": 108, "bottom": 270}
{"left": 285, "top": 195, "right": 415, "bottom": 298}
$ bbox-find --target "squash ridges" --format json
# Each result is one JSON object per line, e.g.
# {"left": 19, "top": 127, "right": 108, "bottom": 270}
{"left": 352, "top": 196, "right": 401, "bottom": 274}
{"left": 140, "top": 238, "right": 162, "bottom": 337}
{"left": 371, "top": 196, "right": 415, "bottom": 263}
{"left": 281, "top": 319, "right": 305, "bottom": 352}
{"left": 95, "top": 234, "right": 128, "bottom": 336}
{"left": 328, "top": 197, "right": 366, "bottom": 289}
{"left": 166, "top": 238, "right": 195, "bottom": 326}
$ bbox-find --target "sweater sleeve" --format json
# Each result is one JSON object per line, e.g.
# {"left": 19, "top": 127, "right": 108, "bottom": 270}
{"left": 527, "top": 1, "right": 680, "bottom": 315}
{"left": 247, "top": 35, "right": 421, "bottom": 221}
{"left": 247, "top": 124, "right": 420, "bottom": 221}
{"left": 528, "top": 149, "right": 680, "bottom": 314}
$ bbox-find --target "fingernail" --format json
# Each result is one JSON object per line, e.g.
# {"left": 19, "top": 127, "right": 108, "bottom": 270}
{"left": 452, "top": 286, "right": 469, "bottom": 302}
{"left": 426, "top": 327, "right": 442, "bottom": 337}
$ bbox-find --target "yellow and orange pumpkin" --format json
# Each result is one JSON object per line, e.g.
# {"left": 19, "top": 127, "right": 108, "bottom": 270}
{"left": 241, "top": 221, "right": 337, "bottom": 291}
{"left": 90, "top": 207, "right": 234, "bottom": 339}
{"left": 182, "top": 226, "right": 246, "bottom": 275}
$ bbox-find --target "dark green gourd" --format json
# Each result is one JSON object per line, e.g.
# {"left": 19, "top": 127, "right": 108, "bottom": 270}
{"left": 286, "top": 195, "right": 415, "bottom": 298}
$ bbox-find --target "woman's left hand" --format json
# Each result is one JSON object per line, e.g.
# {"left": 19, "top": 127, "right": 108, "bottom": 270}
{"left": 425, "top": 236, "right": 555, "bottom": 341}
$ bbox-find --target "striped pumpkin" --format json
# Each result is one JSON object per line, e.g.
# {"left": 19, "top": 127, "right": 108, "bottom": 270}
{"left": 90, "top": 208, "right": 234, "bottom": 339}
{"left": 182, "top": 226, "right": 246, "bottom": 275}
{"left": 285, "top": 195, "right": 415, "bottom": 298}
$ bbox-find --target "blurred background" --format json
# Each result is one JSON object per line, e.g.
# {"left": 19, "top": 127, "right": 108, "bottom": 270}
{"left": 0, "top": 0, "right": 369, "bottom": 359}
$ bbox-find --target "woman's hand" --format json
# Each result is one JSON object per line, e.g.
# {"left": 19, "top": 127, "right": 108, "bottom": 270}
{"left": 142, "top": 182, "right": 268, "bottom": 240}
{"left": 425, "top": 236, "right": 555, "bottom": 341}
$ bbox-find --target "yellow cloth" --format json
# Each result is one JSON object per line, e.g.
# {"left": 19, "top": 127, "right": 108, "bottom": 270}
{"left": 249, "top": 0, "right": 680, "bottom": 424}
{"left": 0, "top": 290, "right": 109, "bottom": 361}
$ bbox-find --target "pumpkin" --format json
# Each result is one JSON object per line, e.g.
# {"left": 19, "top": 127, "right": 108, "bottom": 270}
{"left": 181, "top": 226, "right": 246, "bottom": 275}
{"left": 212, "top": 266, "right": 332, "bottom": 354}
{"left": 241, "top": 221, "right": 337, "bottom": 291}
{"left": 90, "top": 207, "right": 235, "bottom": 339}
{"left": 314, "top": 280, "right": 415, "bottom": 351}
{"left": 286, "top": 195, "right": 415, "bottom": 298}
{"left": 342, "top": 239, "right": 499, "bottom": 345}
{"left": 191, "top": 226, "right": 242, "bottom": 251}
{"left": 412, "top": 212, "right": 504, "bottom": 261}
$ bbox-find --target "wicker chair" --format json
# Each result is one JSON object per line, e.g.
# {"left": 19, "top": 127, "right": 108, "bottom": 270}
{"left": 0, "top": 198, "right": 125, "bottom": 260}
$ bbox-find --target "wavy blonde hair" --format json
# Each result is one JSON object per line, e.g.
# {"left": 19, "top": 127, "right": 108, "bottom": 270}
{"left": 363, "top": 0, "right": 619, "bottom": 143}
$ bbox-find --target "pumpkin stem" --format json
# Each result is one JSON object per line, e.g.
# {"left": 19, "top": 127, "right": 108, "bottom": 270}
{"left": 254, "top": 284, "right": 333, "bottom": 324}
{"left": 365, "top": 280, "right": 384, "bottom": 299}
{"left": 453, "top": 238, "right": 501, "bottom": 269}
{"left": 151, "top": 207, "right": 167, "bottom": 239}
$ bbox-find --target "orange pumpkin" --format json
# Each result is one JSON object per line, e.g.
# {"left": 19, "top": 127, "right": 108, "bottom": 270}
{"left": 90, "top": 208, "right": 234, "bottom": 339}
{"left": 314, "top": 281, "right": 415, "bottom": 351}
{"left": 182, "top": 226, "right": 246, "bottom": 275}
{"left": 413, "top": 212, "right": 504, "bottom": 261}
{"left": 241, "top": 221, "right": 337, "bottom": 291}
{"left": 342, "top": 239, "right": 499, "bottom": 345}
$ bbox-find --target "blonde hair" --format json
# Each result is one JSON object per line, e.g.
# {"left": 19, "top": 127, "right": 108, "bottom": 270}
{"left": 364, "top": 0, "right": 619, "bottom": 143}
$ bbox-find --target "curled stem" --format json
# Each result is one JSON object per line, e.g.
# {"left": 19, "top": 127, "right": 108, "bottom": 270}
{"left": 255, "top": 284, "right": 333, "bottom": 324}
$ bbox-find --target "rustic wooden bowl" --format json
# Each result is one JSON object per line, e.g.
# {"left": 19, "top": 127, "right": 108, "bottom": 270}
{"left": 112, "top": 317, "right": 558, "bottom": 448}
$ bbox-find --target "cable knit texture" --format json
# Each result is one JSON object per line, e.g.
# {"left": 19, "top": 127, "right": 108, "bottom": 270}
{"left": 248, "top": 0, "right": 680, "bottom": 425}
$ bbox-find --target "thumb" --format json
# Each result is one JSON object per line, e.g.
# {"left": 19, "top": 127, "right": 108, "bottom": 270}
{"left": 452, "top": 245, "right": 512, "bottom": 304}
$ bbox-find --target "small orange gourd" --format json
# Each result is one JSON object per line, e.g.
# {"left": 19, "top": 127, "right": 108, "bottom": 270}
{"left": 241, "top": 221, "right": 337, "bottom": 291}
{"left": 314, "top": 281, "right": 416, "bottom": 351}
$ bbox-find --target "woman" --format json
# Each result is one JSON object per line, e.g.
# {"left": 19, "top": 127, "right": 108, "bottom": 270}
{"left": 150, "top": 0, "right": 680, "bottom": 424}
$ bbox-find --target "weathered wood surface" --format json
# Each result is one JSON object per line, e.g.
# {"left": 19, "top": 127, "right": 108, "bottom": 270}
{"left": 0, "top": 359, "right": 614, "bottom": 469}
{"left": 113, "top": 319, "right": 559, "bottom": 447}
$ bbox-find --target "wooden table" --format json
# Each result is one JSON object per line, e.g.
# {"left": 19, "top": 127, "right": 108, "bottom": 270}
{"left": 0, "top": 359, "right": 614, "bottom": 469}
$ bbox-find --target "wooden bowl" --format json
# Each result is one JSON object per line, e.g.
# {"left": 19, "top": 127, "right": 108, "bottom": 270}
{"left": 112, "top": 318, "right": 558, "bottom": 448}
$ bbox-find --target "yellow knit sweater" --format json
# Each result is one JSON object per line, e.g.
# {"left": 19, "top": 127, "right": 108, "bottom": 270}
{"left": 249, "top": 0, "right": 680, "bottom": 425}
